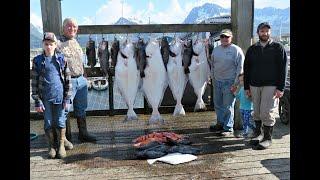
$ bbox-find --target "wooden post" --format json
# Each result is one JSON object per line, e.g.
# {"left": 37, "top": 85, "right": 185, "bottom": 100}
{"left": 40, "top": 0, "right": 62, "bottom": 35}
{"left": 231, "top": 0, "right": 254, "bottom": 131}
{"left": 108, "top": 71, "right": 114, "bottom": 116}
{"left": 231, "top": 0, "right": 254, "bottom": 53}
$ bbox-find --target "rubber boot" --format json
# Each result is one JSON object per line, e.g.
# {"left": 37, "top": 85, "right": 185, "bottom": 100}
{"left": 256, "top": 125, "right": 273, "bottom": 150}
{"left": 64, "top": 115, "right": 73, "bottom": 150}
{"left": 65, "top": 115, "right": 72, "bottom": 142}
{"left": 250, "top": 120, "right": 263, "bottom": 145}
{"left": 57, "top": 128, "right": 67, "bottom": 158}
{"left": 64, "top": 138, "right": 74, "bottom": 150}
{"left": 45, "top": 129, "right": 56, "bottom": 159}
{"left": 77, "top": 117, "right": 97, "bottom": 142}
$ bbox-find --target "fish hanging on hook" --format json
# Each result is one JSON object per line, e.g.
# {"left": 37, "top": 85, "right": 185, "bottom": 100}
{"left": 86, "top": 36, "right": 97, "bottom": 69}
{"left": 98, "top": 36, "right": 110, "bottom": 77}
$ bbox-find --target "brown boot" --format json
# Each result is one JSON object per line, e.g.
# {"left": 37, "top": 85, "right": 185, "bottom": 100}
{"left": 57, "top": 128, "right": 68, "bottom": 158}
{"left": 45, "top": 129, "right": 56, "bottom": 159}
{"left": 77, "top": 117, "right": 97, "bottom": 142}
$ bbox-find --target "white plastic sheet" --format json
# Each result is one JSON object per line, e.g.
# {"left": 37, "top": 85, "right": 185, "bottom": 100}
{"left": 147, "top": 153, "right": 197, "bottom": 165}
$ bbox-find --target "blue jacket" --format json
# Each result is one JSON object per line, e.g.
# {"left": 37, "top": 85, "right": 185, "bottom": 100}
{"left": 31, "top": 50, "right": 72, "bottom": 107}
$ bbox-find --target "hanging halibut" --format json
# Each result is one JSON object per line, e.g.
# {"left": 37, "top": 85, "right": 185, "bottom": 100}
{"left": 167, "top": 38, "right": 188, "bottom": 116}
{"left": 142, "top": 39, "right": 167, "bottom": 124}
{"left": 188, "top": 39, "right": 210, "bottom": 111}
{"left": 115, "top": 40, "right": 140, "bottom": 121}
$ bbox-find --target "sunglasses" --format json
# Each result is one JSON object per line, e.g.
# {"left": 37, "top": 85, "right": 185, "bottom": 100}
{"left": 220, "top": 35, "right": 230, "bottom": 38}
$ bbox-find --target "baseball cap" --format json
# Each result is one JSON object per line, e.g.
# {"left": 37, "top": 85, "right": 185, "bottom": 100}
{"left": 43, "top": 32, "right": 57, "bottom": 42}
{"left": 257, "top": 22, "right": 271, "bottom": 32}
{"left": 220, "top": 29, "right": 233, "bottom": 37}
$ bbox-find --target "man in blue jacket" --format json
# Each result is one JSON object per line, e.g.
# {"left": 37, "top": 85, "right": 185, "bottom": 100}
{"left": 244, "top": 22, "right": 288, "bottom": 150}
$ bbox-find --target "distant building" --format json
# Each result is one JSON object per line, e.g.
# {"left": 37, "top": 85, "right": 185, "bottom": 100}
{"left": 181, "top": 15, "right": 231, "bottom": 42}
{"left": 202, "top": 15, "right": 231, "bottom": 24}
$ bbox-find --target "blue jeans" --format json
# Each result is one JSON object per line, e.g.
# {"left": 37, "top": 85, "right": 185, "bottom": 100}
{"left": 43, "top": 100, "right": 66, "bottom": 130}
{"left": 68, "top": 75, "right": 88, "bottom": 118}
{"left": 240, "top": 109, "right": 255, "bottom": 134}
{"left": 213, "top": 79, "right": 236, "bottom": 131}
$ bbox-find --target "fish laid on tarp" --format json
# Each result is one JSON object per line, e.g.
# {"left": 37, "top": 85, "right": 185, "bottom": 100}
{"left": 167, "top": 37, "right": 188, "bottom": 116}
{"left": 147, "top": 153, "right": 197, "bottom": 165}
{"left": 142, "top": 38, "right": 167, "bottom": 124}
{"left": 133, "top": 132, "right": 189, "bottom": 148}
{"left": 86, "top": 38, "right": 96, "bottom": 68}
{"left": 115, "top": 40, "right": 140, "bottom": 121}
{"left": 98, "top": 38, "right": 110, "bottom": 76}
{"left": 188, "top": 39, "right": 210, "bottom": 111}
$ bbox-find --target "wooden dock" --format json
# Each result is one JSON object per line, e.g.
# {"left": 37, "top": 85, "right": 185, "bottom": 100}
{"left": 30, "top": 111, "right": 289, "bottom": 179}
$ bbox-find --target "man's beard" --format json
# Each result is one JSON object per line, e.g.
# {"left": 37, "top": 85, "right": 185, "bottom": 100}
{"left": 259, "top": 35, "right": 269, "bottom": 42}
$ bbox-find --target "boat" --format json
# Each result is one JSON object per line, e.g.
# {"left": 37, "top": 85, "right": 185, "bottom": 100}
{"left": 92, "top": 77, "right": 108, "bottom": 91}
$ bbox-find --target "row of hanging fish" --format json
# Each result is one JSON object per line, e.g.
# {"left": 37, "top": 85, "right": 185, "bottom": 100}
{"left": 110, "top": 36, "right": 213, "bottom": 125}
{"left": 85, "top": 37, "right": 112, "bottom": 76}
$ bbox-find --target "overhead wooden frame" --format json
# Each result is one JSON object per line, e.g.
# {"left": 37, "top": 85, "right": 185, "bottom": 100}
{"left": 77, "top": 23, "right": 231, "bottom": 34}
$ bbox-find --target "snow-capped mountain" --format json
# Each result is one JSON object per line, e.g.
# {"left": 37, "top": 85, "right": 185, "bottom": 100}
{"left": 183, "top": 3, "right": 290, "bottom": 36}
{"left": 183, "top": 3, "right": 229, "bottom": 24}
{"left": 30, "top": 23, "right": 43, "bottom": 49}
{"left": 114, "top": 17, "right": 139, "bottom": 25}
{"left": 254, "top": 7, "right": 290, "bottom": 36}
{"left": 30, "top": 4, "right": 290, "bottom": 49}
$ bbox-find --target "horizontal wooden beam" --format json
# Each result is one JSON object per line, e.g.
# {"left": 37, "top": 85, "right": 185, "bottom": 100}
{"left": 77, "top": 23, "right": 231, "bottom": 34}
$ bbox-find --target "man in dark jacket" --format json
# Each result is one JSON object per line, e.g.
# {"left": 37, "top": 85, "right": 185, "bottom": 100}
{"left": 244, "top": 22, "right": 288, "bottom": 150}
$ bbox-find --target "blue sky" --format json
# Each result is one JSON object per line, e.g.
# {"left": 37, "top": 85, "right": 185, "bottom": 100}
{"left": 31, "top": 0, "right": 289, "bottom": 29}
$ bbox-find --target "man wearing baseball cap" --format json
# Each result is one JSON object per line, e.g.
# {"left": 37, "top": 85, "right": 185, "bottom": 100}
{"left": 244, "top": 22, "right": 288, "bottom": 149}
{"left": 210, "top": 29, "right": 245, "bottom": 136}
{"left": 58, "top": 18, "right": 97, "bottom": 143}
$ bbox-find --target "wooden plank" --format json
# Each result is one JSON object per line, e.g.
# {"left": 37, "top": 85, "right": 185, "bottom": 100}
{"left": 30, "top": 156, "right": 289, "bottom": 179}
{"left": 40, "top": 0, "right": 62, "bottom": 35}
{"left": 31, "top": 112, "right": 289, "bottom": 179}
{"left": 77, "top": 23, "right": 231, "bottom": 34}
